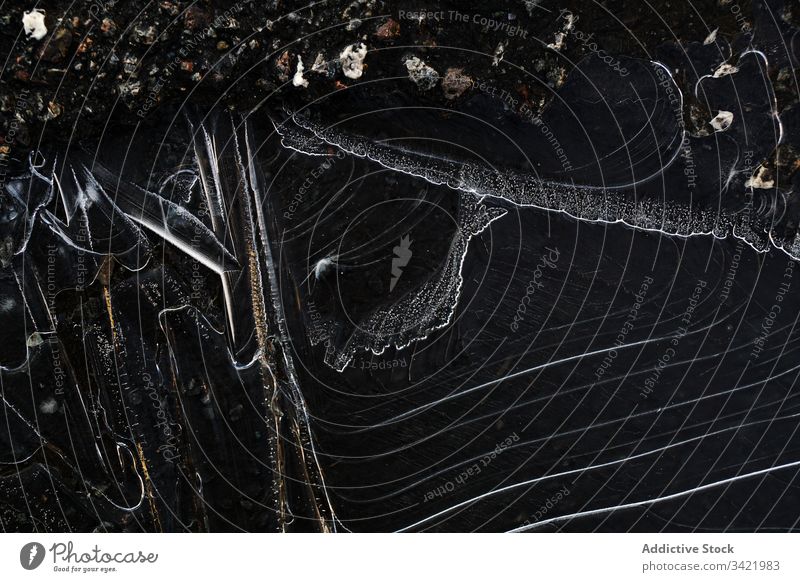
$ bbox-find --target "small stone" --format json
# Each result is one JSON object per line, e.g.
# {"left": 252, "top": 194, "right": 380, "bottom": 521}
{"left": 216, "top": 40, "right": 229, "bottom": 51}
{"left": 404, "top": 56, "right": 439, "bottom": 91}
{"left": 547, "top": 66, "right": 567, "bottom": 88}
{"left": 375, "top": 18, "right": 400, "bottom": 40}
{"left": 441, "top": 68, "right": 472, "bottom": 100}
{"left": 255, "top": 78, "right": 273, "bottom": 91}
{"left": 22, "top": 9, "right": 47, "bottom": 41}
{"left": 37, "top": 27, "right": 72, "bottom": 63}
{"left": 184, "top": 5, "right": 209, "bottom": 31}
{"left": 118, "top": 81, "right": 142, "bottom": 98}
{"left": 745, "top": 166, "right": 775, "bottom": 189}
{"left": 492, "top": 42, "right": 505, "bottom": 67}
{"left": 228, "top": 403, "right": 244, "bottom": 422}
{"left": 293, "top": 56, "right": 309, "bottom": 87}
{"left": 100, "top": 18, "right": 117, "bottom": 36}
{"left": 276, "top": 50, "right": 291, "bottom": 82}
{"left": 159, "top": 1, "right": 179, "bottom": 16}
{"left": 76, "top": 36, "right": 92, "bottom": 53}
{"left": 39, "top": 397, "right": 58, "bottom": 414}
{"left": 340, "top": 43, "right": 367, "bottom": 79}
{"left": 709, "top": 110, "right": 734, "bottom": 132}
{"left": 712, "top": 63, "right": 738, "bottom": 78}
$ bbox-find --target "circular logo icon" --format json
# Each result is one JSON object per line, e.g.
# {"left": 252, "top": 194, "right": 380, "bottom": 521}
{"left": 20, "top": 542, "right": 46, "bottom": 570}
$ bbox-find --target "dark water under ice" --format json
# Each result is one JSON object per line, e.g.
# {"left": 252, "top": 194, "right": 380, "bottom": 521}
{"left": 1, "top": 1, "right": 800, "bottom": 532}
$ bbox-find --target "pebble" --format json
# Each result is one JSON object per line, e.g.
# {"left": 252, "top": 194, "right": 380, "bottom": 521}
{"left": 441, "top": 68, "right": 471, "bottom": 100}
{"left": 404, "top": 56, "right": 439, "bottom": 91}
{"left": 22, "top": 9, "right": 47, "bottom": 41}
{"left": 709, "top": 110, "right": 734, "bottom": 132}
{"left": 340, "top": 43, "right": 367, "bottom": 79}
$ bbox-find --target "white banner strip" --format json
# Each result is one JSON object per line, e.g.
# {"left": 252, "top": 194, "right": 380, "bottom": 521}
{"left": 1, "top": 533, "right": 797, "bottom": 581}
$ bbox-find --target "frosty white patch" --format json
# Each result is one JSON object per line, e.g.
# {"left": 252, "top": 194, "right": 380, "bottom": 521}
{"left": 23, "top": 9, "right": 47, "bottom": 41}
